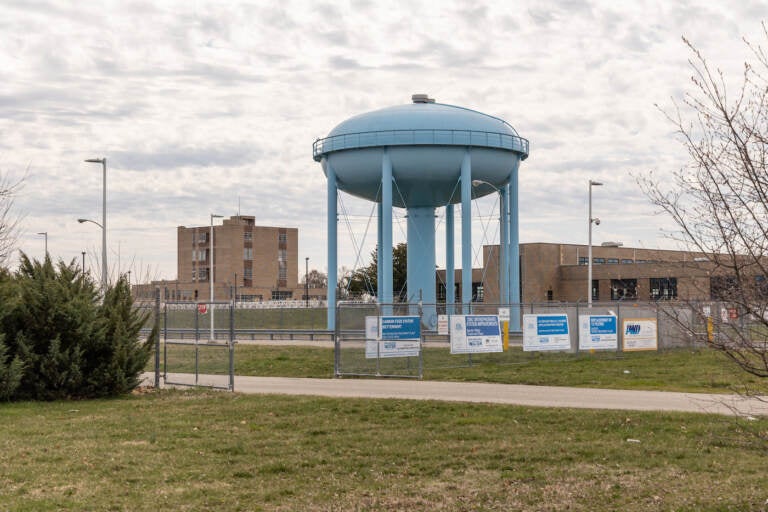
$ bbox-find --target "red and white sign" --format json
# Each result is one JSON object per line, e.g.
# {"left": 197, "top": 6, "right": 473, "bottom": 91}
{"left": 197, "top": 303, "right": 208, "bottom": 315}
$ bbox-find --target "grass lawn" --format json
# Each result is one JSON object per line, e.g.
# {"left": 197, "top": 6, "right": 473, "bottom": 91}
{"left": 159, "top": 343, "right": 767, "bottom": 394}
{"left": 1, "top": 390, "right": 766, "bottom": 511}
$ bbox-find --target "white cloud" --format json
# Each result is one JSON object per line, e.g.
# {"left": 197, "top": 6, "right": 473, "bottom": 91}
{"left": 0, "top": 0, "right": 763, "bottom": 282}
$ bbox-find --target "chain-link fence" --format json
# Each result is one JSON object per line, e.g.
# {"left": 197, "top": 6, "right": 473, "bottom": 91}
{"left": 143, "top": 296, "right": 752, "bottom": 383}
{"left": 333, "top": 301, "right": 712, "bottom": 378}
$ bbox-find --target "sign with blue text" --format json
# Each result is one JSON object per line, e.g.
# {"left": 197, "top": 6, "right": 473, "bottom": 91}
{"left": 450, "top": 315, "right": 503, "bottom": 354}
{"left": 523, "top": 314, "right": 571, "bottom": 352}
{"left": 578, "top": 315, "right": 618, "bottom": 350}
{"left": 365, "top": 316, "right": 421, "bottom": 359}
{"left": 622, "top": 318, "right": 658, "bottom": 351}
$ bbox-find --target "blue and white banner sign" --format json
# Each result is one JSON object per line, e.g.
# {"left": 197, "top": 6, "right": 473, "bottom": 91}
{"left": 578, "top": 315, "right": 618, "bottom": 350}
{"left": 365, "top": 316, "right": 421, "bottom": 359}
{"left": 523, "top": 314, "right": 571, "bottom": 352}
{"left": 450, "top": 315, "right": 503, "bottom": 354}
{"left": 380, "top": 316, "right": 420, "bottom": 341}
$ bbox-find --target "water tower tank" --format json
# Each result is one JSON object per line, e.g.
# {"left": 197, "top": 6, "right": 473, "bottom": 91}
{"left": 314, "top": 95, "right": 529, "bottom": 329}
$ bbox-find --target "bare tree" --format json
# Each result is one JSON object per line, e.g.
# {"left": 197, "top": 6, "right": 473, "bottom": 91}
{"left": 0, "top": 170, "right": 24, "bottom": 268}
{"left": 640, "top": 27, "right": 768, "bottom": 379}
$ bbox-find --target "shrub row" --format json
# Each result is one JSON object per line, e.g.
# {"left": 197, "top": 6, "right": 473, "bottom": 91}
{"left": 0, "top": 254, "right": 155, "bottom": 400}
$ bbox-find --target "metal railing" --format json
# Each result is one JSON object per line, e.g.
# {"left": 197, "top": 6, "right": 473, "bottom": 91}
{"left": 313, "top": 128, "right": 530, "bottom": 160}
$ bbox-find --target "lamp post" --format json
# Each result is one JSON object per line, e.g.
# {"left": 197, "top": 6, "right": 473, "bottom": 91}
{"left": 305, "top": 257, "right": 310, "bottom": 307}
{"left": 210, "top": 213, "right": 223, "bottom": 340}
{"left": 37, "top": 232, "right": 47, "bottom": 255}
{"left": 84, "top": 158, "right": 107, "bottom": 290}
{"left": 81, "top": 251, "right": 86, "bottom": 273}
{"left": 78, "top": 218, "right": 106, "bottom": 289}
{"left": 588, "top": 180, "right": 604, "bottom": 307}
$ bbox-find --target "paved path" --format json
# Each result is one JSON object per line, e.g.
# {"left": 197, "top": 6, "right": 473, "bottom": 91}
{"left": 144, "top": 373, "right": 768, "bottom": 417}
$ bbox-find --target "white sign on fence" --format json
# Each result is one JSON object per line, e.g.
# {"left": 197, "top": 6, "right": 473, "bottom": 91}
{"left": 437, "top": 315, "right": 449, "bottom": 335}
{"left": 365, "top": 316, "right": 421, "bottom": 359}
{"left": 450, "top": 315, "right": 503, "bottom": 354}
{"left": 621, "top": 318, "right": 658, "bottom": 351}
{"left": 578, "top": 315, "right": 618, "bottom": 350}
{"left": 523, "top": 313, "right": 571, "bottom": 352}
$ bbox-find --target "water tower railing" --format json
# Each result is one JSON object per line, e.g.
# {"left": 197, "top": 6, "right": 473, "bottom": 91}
{"left": 313, "top": 129, "right": 529, "bottom": 160}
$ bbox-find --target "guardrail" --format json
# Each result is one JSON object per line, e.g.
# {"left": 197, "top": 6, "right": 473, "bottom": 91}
{"left": 313, "top": 128, "right": 530, "bottom": 160}
{"left": 148, "top": 327, "right": 338, "bottom": 341}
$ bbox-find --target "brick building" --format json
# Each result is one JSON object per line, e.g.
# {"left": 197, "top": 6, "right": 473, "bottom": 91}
{"left": 137, "top": 215, "right": 327, "bottom": 303}
{"left": 482, "top": 242, "right": 717, "bottom": 304}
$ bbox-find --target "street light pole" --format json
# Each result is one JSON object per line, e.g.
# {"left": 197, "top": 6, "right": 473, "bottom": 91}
{"left": 305, "top": 257, "right": 309, "bottom": 307}
{"left": 37, "top": 232, "right": 47, "bottom": 256}
{"left": 588, "top": 180, "right": 603, "bottom": 307}
{"left": 78, "top": 218, "right": 105, "bottom": 287}
{"left": 84, "top": 158, "right": 107, "bottom": 290}
{"left": 82, "top": 251, "right": 86, "bottom": 273}
{"left": 210, "top": 213, "right": 223, "bottom": 340}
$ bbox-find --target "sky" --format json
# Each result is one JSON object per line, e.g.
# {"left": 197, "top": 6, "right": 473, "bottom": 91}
{"left": 1, "top": 0, "right": 765, "bottom": 284}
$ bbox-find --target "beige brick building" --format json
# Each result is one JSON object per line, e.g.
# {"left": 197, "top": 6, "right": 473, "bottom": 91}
{"left": 171, "top": 215, "right": 298, "bottom": 302}
{"left": 482, "top": 242, "right": 717, "bottom": 304}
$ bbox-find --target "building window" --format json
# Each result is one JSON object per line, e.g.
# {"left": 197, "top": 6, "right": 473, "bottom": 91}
{"left": 611, "top": 279, "right": 637, "bottom": 300}
{"left": 472, "top": 283, "right": 484, "bottom": 302}
{"left": 592, "top": 280, "right": 599, "bottom": 301}
{"left": 593, "top": 258, "right": 605, "bottom": 264}
{"left": 756, "top": 276, "right": 768, "bottom": 299}
{"left": 271, "top": 290, "right": 292, "bottom": 300}
{"left": 578, "top": 256, "right": 588, "bottom": 265}
{"left": 607, "top": 258, "right": 619, "bottom": 264}
{"left": 278, "top": 264, "right": 287, "bottom": 282}
{"left": 621, "top": 259, "right": 634, "bottom": 264}
{"left": 437, "top": 283, "right": 446, "bottom": 301}
{"left": 710, "top": 276, "right": 737, "bottom": 300}
{"left": 244, "top": 247, "right": 253, "bottom": 260}
{"left": 278, "top": 248, "right": 287, "bottom": 262}
{"left": 244, "top": 231, "right": 252, "bottom": 241}
{"left": 547, "top": 289, "right": 553, "bottom": 301}
{"left": 198, "top": 232, "right": 208, "bottom": 244}
{"left": 198, "top": 268, "right": 209, "bottom": 281}
{"left": 244, "top": 268, "right": 253, "bottom": 279}
{"left": 192, "top": 249, "right": 207, "bottom": 262}
{"left": 650, "top": 277, "right": 677, "bottom": 300}
{"left": 278, "top": 232, "right": 287, "bottom": 244}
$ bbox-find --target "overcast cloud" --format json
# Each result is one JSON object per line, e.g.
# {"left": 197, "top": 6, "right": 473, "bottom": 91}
{"left": 1, "top": 0, "right": 765, "bottom": 281}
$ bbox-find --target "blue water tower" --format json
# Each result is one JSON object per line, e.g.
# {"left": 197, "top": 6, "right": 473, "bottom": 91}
{"left": 313, "top": 94, "right": 529, "bottom": 330}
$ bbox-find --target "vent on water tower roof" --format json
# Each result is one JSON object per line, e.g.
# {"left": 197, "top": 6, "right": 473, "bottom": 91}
{"left": 412, "top": 93, "right": 435, "bottom": 103}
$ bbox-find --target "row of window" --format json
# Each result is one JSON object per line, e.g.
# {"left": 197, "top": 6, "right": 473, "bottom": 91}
{"left": 578, "top": 257, "right": 649, "bottom": 265}
{"left": 588, "top": 277, "right": 679, "bottom": 301}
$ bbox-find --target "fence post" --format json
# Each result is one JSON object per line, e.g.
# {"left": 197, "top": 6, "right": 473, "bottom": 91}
{"left": 617, "top": 301, "right": 623, "bottom": 354}
{"left": 229, "top": 301, "right": 235, "bottom": 391}
{"left": 154, "top": 286, "right": 161, "bottom": 388}
{"left": 194, "top": 306, "right": 199, "bottom": 386}
{"left": 574, "top": 301, "right": 580, "bottom": 354}
{"left": 333, "top": 303, "right": 340, "bottom": 377}
{"left": 656, "top": 301, "right": 661, "bottom": 352}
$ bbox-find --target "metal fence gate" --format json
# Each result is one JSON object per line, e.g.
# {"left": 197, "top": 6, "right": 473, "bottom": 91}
{"left": 160, "top": 300, "right": 235, "bottom": 391}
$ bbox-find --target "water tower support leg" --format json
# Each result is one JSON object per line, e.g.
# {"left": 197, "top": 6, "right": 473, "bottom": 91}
{"left": 407, "top": 206, "right": 436, "bottom": 328}
{"left": 326, "top": 160, "right": 338, "bottom": 330}
{"left": 377, "top": 201, "right": 383, "bottom": 301}
{"left": 499, "top": 186, "right": 508, "bottom": 306}
{"left": 460, "top": 150, "right": 472, "bottom": 313}
{"left": 509, "top": 161, "right": 521, "bottom": 331}
{"left": 381, "top": 150, "right": 393, "bottom": 314}
{"left": 446, "top": 204, "right": 455, "bottom": 315}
